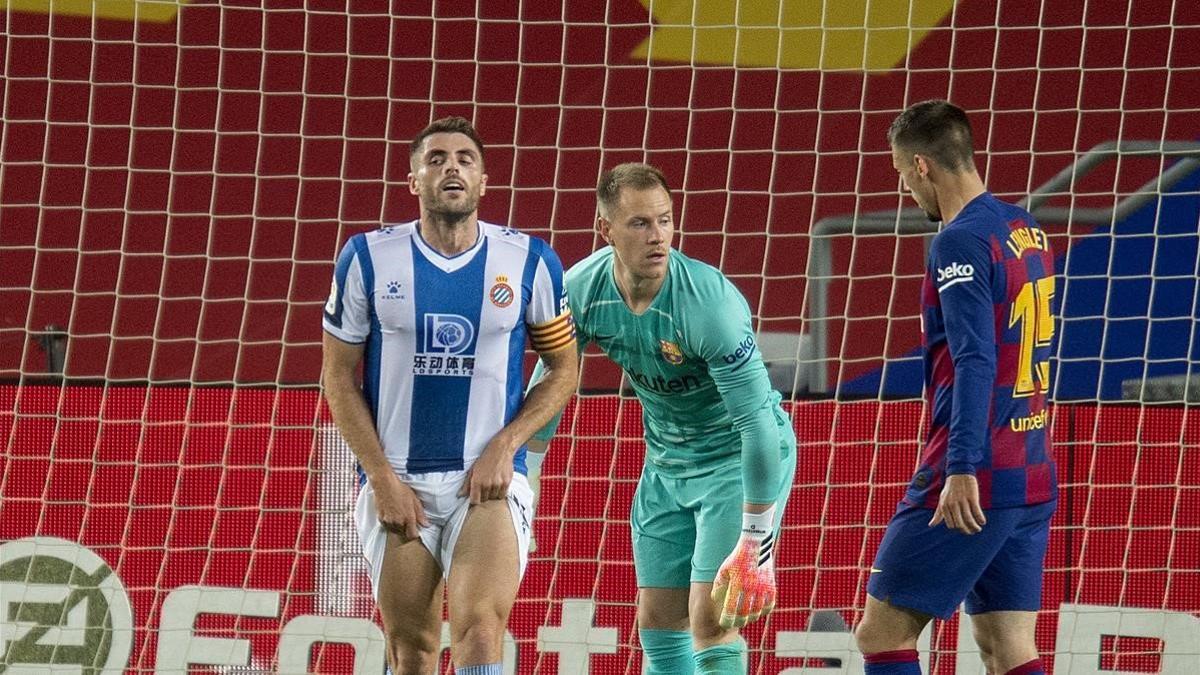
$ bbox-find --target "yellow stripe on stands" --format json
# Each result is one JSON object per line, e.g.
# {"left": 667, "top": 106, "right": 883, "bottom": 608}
{"left": 632, "top": 0, "right": 954, "bottom": 71}
{"left": 2, "top": 0, "right": 187, "bottom": 22}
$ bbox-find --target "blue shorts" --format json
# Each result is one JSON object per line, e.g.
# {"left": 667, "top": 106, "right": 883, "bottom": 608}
{"left": 866, "top": 500, "right": 1055, "bottom": 620}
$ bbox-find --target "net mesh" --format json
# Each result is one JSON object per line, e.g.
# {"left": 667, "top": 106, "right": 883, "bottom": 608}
{"left": 1, "top": 1, "right": 1199, "bottom": 672}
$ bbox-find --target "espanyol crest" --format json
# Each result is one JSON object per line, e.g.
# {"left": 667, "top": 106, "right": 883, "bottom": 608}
{"left": 490, "top": 274, "right": 514, "bottom": 308}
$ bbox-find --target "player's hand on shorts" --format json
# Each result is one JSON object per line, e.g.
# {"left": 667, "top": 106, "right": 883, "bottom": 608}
{"left": 460, "top": 436, "right": 514, "bottom": 504}
{"left": 930, "top": 473, "right": 987, "bottom": 535}
{"left": 711, "top": 506, "right": 778, "bottom": 629}
{"left": 371, "top": 470, "right": 429, "bottom": 542}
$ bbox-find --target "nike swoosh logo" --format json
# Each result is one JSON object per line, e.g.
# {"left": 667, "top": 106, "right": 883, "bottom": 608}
{"left": 870, "top": 567, "right": 883, "bottom": 574}
{"left": 594, "top": 333, "right": 617, "bottom": 341}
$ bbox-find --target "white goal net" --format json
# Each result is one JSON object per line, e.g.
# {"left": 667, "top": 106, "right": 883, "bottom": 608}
{"left": 1, "top": 2, "right": 1198, "bottom": 672}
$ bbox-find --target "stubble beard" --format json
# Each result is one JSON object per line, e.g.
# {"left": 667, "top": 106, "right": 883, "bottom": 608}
{"left": 424, "top": 188, "right": 479, "bottom": 226}
{"left": 915, "top": 191, "right": 940, "bottom": 222}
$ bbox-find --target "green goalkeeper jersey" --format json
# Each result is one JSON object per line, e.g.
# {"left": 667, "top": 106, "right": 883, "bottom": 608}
{"left": 533, "top": 246, "right": 790, "bottom": 503}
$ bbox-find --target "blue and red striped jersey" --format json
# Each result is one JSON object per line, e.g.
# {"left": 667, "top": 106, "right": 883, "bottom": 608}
{"left": 908, "top": 192, "right": 1057, "bottom": 509}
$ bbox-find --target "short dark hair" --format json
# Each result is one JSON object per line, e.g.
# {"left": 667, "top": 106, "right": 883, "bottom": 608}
{"left": 596, "top": 163, "right": 671, "bottom": 219}
{"left": 409, "top": 116, "right": 485, "bottom": 163}
{"left": 888, "top": 99, "right": 975, "bottom": 173}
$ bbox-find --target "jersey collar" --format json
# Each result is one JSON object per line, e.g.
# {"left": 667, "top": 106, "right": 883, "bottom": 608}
{"left": 412, "top": 220, "right": 485, "bottom": 273}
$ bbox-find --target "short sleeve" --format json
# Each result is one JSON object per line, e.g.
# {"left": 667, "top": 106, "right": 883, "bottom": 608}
{"left": 525, "top": 238, "right": 575, "bottom": 353}
{"left": 322, "top": 234, "right": 371, "bottom": 344}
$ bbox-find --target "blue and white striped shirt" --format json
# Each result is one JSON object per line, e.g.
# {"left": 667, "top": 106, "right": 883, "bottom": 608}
{"left": 323, "top": 220, "right": 573, "bottom": 476}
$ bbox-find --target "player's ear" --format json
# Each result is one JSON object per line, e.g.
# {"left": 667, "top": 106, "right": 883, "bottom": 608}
{"left": 479, "top": 172, "right": 487, "bottom": 196}
{"left": 407, "top": 171, "right": 419, "bottom": 196}
{"left": 913, "top": 154, "right": 931, "bottom": 180}
{"left": 596, "top": 215, "right": 613, "bottom": 244}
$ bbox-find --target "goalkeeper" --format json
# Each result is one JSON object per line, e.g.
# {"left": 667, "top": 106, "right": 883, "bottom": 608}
{"left": 528, "top": 163, "right": 797, "bottom": 674}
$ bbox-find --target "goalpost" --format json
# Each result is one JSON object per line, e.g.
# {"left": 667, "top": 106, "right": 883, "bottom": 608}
{"left": 1, "top": 2, "right": 1198, "bottom": 673}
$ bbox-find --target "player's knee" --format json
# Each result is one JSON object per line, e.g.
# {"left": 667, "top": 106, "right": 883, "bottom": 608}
{"left": 972, "top": 623, "right": 1038, "bottom": 673}
{"left": 686, "top": 605, "right": 739, "bottom": 648}
{"left": 853, "top": 619, "right": 874, "bottom": 654}
{"left": 853, "top": 616, "right": 895, "bottom": 655}
{"left": 975, "top": 648, "right": 998, "bottom": 675}
{"left": 972, "top": 626, "right": 997, "bottom": 671}
{"left": 637, "top": 603, "right": 689, "bottom": 632}
{"left": 387, "top": 621, "right": 439, "bottom": 646}
{"left": 383, "top": 622, "right": 440, "bottom": 671}
{"left": 453, "top": 618, "right": 505, "bottom": 655}
{"left": 386, "top": 640, "right": 439, "bottom": 675}
{"left": 690, "top": 613, "right": 736, "bottom": 647}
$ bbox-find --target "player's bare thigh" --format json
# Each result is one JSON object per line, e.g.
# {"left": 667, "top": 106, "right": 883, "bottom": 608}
{"left": 377, "top": 533, "right": 444, "bottom": 674}
{"left": 968, "top": 610, "right": 1039, "bottom": 673}
{"left": 635, "top": 585, "right": 740, "bottom": 649}
{"left": 447, "top": 499, "right": 522, "bottom": 666}
{"left": 855, "top": 594, "right": 932, "bottom": 653}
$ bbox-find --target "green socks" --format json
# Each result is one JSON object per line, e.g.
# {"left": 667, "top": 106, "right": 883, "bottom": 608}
{"left": 694, "top": 640, "right": 746, "bottom": 674}
{"left": 639, "top": 628, "right": 695, "bottom": 675}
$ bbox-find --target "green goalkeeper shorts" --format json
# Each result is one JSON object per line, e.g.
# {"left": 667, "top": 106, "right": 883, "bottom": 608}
{"left": 630, "top": 430, "right": 796, "bottom": 588}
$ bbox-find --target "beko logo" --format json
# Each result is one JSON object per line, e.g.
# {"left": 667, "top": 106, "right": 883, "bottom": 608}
{"left": 936, "top": 262, "right": 975, "bottom": 291}
{"left": 936, "top": 262, "right": 974, "bottom": 283}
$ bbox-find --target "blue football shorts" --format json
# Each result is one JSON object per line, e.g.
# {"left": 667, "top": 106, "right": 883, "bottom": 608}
{"left": 866, "top": 499, "right": 1056, "bottom": 619}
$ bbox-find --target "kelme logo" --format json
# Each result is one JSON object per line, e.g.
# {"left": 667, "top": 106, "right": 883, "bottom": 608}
{"left": 381, "top": 280, "right": 405, "bottom": 301}
{"left": 0, "top": 537, "right": 133, "bottom": 672}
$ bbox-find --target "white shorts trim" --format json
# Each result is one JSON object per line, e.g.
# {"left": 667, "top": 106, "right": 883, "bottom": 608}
{"left": 354, "top": 470, "right": 534, "bottom": 599}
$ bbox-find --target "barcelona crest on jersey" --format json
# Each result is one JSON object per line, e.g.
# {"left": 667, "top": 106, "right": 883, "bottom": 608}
{"left": 659, "top": 339, "right": 684, "bottom": 365}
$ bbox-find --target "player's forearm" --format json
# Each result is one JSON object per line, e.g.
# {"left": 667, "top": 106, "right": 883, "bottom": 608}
{"left": 947, "top": 353, "right": 994, "bottom": 473}
{"left": 737, "top": 408, "right": 783, "bottom": 504}
{"left": 705, "top": 336, "right": 783, "bottom": 503}
{"left": 527, "top": 358, "right": 564, "bottom": 445}
{"left": 495, "top": 349, "right": 578, "bottom": 455}
{"left": 936, "top": 243, "right": 997, "bottom": 474}
{"left": 322, "top": 368, "right": 392, "bottom": 481}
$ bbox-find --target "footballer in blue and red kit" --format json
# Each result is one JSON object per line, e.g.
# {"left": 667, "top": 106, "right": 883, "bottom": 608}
{"left": 867, "top": 191, "right": 1058, "bottom": 620}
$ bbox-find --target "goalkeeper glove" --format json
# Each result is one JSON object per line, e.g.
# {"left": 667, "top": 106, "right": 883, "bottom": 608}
{"left": 711, "top": 505, "right": 777, "bottom": 629}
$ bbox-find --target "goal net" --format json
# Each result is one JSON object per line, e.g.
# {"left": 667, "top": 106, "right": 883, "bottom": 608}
{"left": 1, "top": 1, "right": 1198, "bottom": 673}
